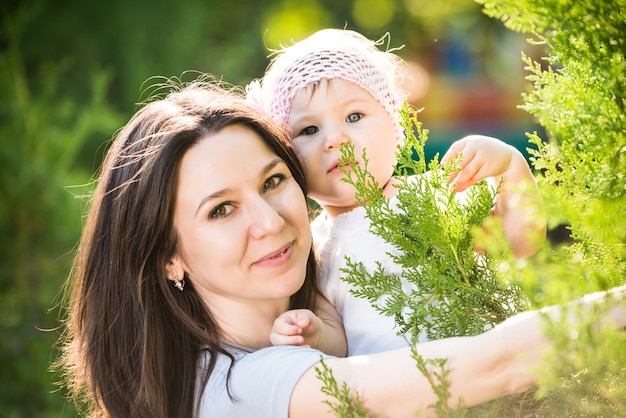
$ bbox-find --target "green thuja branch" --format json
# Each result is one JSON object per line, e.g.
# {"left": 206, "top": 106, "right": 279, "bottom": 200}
{"left": 314, "top": 359, "right": 372, "bottom": 418}
{"left": 409, "top": 345, "right": 454, "bottom": 417}
{"left": 478, "top": 0, "right": 626, "bottom": 289}
{"left": 338, "top": 103, "right": 528, "bottom": 343}
{"left": 335, "top": 103, "right": 533, "bottom": 416}
{"left": 476, "top": 0, "right": 626, "bottom": 416}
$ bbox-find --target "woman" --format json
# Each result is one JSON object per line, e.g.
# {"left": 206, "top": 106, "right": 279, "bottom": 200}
{"left": 56, "top": 78, "right": 625, "bottom": 418}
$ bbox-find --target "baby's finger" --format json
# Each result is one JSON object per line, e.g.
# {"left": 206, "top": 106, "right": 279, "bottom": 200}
{"left": 444, "top": 152, "right": 471, "bottom": 184}
{"left": 447, "top": 169, "right": 460, "bottom": 184}
{"left": 442, "top": 140, "right": 467, "bottom": 166}
{"left": 453, "top": 160, "right": 482, "bottom": 192}
{"left": 273, "top": 321, "right": 302, "bottom": 336}
{"left": 270, "top": 332, "right": 305, "bottom": 346}
{"left": 295, "top": 315, "right": 312, "bottom": 329}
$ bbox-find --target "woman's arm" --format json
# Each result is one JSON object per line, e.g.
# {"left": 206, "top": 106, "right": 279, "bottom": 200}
{"left": 289, "top": 291, "right": 626, "bottom": 418}
{"left": 290, "top": 310, "right": 542, "bottom": 418}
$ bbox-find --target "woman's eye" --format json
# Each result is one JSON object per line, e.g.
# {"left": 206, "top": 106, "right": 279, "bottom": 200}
{"left": 302, "top": 126, "right": 318, "bottom": 135}
{"left": 347, "top": 113, "right": 362, "bottom": 123}
{"left": 209, "top": 203, "right": 234, "bottom": 219}
{"left": 263, "top": 174, "right": 285, "bottom": 191}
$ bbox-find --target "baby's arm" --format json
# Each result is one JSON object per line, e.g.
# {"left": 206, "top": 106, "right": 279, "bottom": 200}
{"left": 314, "top": 294, "right": 347, "bottom": 357}
{"left": 442, "top": 135, "right": 546, "bottom": 259}
{"left": 271, "top": 296, "right": 347, "bottom": 357}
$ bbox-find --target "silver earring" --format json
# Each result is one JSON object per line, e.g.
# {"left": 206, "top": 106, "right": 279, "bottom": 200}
{"left": 174, "top": 276, "right": 185, "bottom": 291}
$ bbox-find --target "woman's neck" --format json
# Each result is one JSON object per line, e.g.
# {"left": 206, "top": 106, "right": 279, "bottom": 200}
{"left": 210, "top": 298, "right": 289, "bottom": 350}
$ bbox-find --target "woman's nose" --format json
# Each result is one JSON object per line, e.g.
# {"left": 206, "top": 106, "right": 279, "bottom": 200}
{"left": 248, "top": 196, "right": 285, "bottom": 239}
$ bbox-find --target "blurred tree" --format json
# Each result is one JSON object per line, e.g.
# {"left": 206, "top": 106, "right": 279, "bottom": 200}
{"left": 1, "top": 8, "right": 122, "bottom": 418}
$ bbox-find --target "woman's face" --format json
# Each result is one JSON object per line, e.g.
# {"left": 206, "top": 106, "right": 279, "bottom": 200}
{"left": 171, "top": 124, "right": 311, "bottom": 311}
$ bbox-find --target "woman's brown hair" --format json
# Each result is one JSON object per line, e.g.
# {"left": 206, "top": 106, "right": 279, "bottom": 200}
{"left": 56, "top": 78, "right": 318, "bottom": 418}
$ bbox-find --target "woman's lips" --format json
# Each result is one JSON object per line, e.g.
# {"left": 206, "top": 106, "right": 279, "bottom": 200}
{"left": 252, "top": 242, "right": 294, "bottom": 267}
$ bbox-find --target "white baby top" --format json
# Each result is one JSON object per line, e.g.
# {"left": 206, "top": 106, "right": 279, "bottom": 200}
{"left": 312, "top": 175, "right": 489, "bottom": 356}
{"left": 312, "top": 202, "right": 412, "bottom": 356}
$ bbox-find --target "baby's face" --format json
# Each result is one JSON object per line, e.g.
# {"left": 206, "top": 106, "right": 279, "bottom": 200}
{"left": 287, "top": 78, "right": 399, "bottom": 218}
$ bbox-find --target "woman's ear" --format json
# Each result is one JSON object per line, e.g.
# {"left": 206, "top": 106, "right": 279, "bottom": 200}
{"left": 165, "top": 254, "right": 185, "bottom": 284}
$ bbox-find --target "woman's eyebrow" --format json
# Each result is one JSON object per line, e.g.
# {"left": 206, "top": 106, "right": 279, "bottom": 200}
{"left": 194, "top": 157, "right": 284, "bottom": 217}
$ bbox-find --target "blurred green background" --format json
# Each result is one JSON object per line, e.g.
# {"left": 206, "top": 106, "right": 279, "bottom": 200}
{"left": 0, "top": 0, "right": 539, "bottom": 416}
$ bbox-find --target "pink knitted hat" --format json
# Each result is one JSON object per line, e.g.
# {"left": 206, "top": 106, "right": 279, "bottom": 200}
{"left": 246, "top": 29, "right": 407, "bottom": 142}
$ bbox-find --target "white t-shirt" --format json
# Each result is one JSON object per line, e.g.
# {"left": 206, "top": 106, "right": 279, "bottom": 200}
{"left": 312, "top": 202, "right": 412, "bottom": 356}
{"left": 198, "top": 344, "right": 330, "bottom": 417}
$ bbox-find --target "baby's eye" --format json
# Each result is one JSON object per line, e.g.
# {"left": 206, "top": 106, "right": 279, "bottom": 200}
{"left": 263, "top": 174, "right": 286, "bottom": 191}
{"left": 209, "top": 203, "right": 234, "bottom": 219}
{"left": 346, "top": 113, "right": 362, "bottom": 123}
{"left": 301, "top": 126, "right": 318, "bottom": 135}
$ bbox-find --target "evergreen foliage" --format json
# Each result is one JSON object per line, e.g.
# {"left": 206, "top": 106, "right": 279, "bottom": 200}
{"left": 338, "top": 106, "right": 528, "bottom": 342}
{"left": 315, "top": 359, "right": 372, "bottom": 418}
{"left": 480, "top": 0, "right": 626, "bottom": 295}
{"left": 0, "top": 38, "right": 121, "bottom": 417}
{"left": 408, "top": 344, "right": 454, "bottom": 417}
{"left": 478, "top": 0, "right": 626, "bottom": 414}
{"left": 319, "top": 0, "right": 626, "bottom": 415}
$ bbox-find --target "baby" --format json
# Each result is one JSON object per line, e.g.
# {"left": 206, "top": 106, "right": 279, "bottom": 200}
{"left": 247, "top": 28, "right": 546, "bottom": 356}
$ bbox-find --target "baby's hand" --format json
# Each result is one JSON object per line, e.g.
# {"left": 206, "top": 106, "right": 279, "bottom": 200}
{"left": 270, "top": 309, "right": 322, "bottom": 347}
{"left": 441, "top": 135, "right": 519, "bottom": 193}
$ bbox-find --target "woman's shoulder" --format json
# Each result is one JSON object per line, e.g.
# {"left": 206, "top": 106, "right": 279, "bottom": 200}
{"left": 203, "top": 344, "right": 326, "bottom": 370}
{"left": 199, "top": 346, "right": 330, "bottom": 418}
